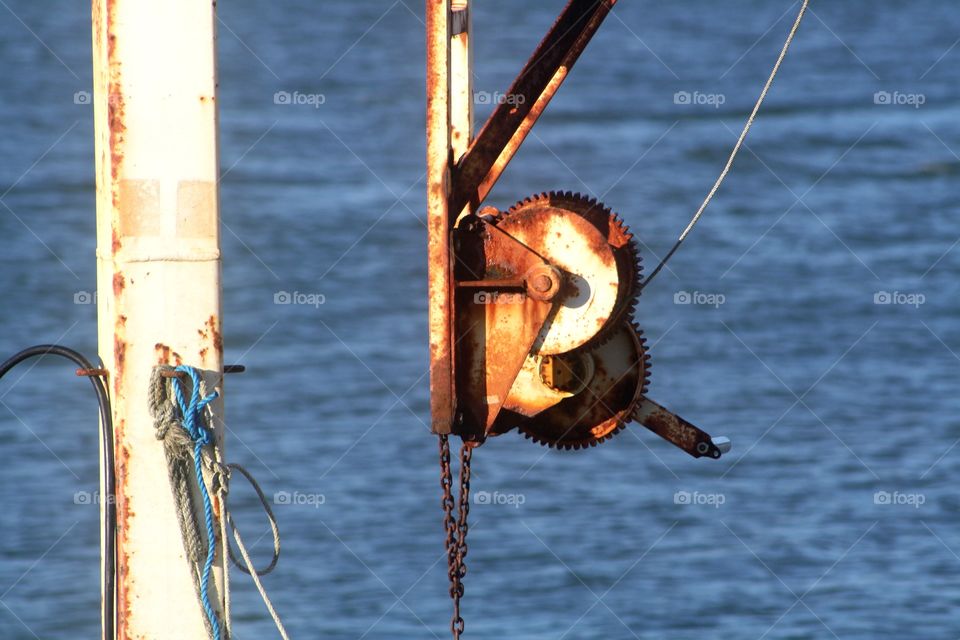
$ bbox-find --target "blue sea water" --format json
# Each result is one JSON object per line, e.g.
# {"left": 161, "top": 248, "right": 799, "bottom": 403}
{"left": 1, "top": 1, "right": 960, "bottom": 638}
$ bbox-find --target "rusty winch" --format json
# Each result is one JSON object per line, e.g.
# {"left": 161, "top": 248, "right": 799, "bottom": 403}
{"left": 426, "top": 0, "right": 807, "bottom": 635}
{"left": 449, "top": 191, "right": 729, "bottom": 455}
{"left": 425, "top": 0, "right": 731, "bottom": 457}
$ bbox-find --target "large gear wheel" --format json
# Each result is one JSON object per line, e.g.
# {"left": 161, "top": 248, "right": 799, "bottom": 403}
{"left": 515, "top": 320, "right": 650, "bottom": 450}
{"left": 498, "top": 191, "right": 641, "bottom": 354}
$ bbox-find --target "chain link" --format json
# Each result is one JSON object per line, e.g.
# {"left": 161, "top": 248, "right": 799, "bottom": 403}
{"left": 439, "top": 434, "right": 472, "bottom": 639}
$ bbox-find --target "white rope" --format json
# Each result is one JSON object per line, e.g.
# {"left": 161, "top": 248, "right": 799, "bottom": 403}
{"left": 640, "top": 0, "right": 809, "bottom": 290}
{"left": 226, "top": 505, "right": 291, "bottom": 640}
{"left": 213, "top": 457, "right": 289, "bottom": 640}
{"left": 212, "top": 449, "right": 233, "bottom": 640}
{"left": 199, "top": 375, "right": 288, "bottom": 640}
{"left": 220, "top": 505, "right": 233, "bottom": 640}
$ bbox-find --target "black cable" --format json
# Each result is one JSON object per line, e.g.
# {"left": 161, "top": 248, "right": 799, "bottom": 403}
{"left": 0, "top": 345, "right": 115, "bottom": 640}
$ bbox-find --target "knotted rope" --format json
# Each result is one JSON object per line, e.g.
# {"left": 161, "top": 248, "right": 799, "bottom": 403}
{"left": 149, "top": 365, "right": 289, "bottom": 640}
{"left": 150, "top": 365, "right": 222, "bottom": 637}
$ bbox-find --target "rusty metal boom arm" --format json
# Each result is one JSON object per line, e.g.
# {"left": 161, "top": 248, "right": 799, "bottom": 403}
{"left": 449, "top": 0, "right": 616, "bottom": 218}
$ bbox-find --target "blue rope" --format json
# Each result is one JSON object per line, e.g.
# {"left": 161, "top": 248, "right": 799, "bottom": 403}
{"left": 171, "top": 365, "right": 221, "bottom": 640}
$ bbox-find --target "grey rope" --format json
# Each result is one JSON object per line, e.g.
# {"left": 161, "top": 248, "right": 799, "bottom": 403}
{"left": 639, "top": 0, "right": 809, "bottom": 291}
{"left": 150, "top": 366, "right": 290, "bottom": 639}
{"left": 223, "top": 480, "right": 290, "bottom": 640}
{"left": 149, "top": 367, "right": 205, "bottom": 566}
{"left": 149, "top": 366, "right": 220, "bottom": 638}
{"left": 222, "top": 463, "right": 281, "bottom": 576}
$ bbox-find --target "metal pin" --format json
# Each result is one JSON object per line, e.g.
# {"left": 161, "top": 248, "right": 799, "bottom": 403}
{"left": 160, "top": 365, "right": 245, "bottom": 378}
{"left": 76, "top": 368, "right": 109, "bottom": 377}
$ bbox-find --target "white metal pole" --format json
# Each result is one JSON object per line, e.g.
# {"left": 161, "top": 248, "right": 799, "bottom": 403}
{"left": 450, "top": 0, "right": 473, "bottom": 222}
{"left": 450, "top": 0, "right": 472, "bottom": 165}
{"left": 92, "top": 0, "right": 226, "bottom": 637}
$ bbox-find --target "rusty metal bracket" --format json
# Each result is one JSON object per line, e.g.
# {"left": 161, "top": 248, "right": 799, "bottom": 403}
{"left": 77, "top": 367, "right": 110, "bottom": 378}
{"left": 452, "top": 218, "right": 561, "bottom": 441}
{"left": 449, "top": 0, "right": 616, "bottom": 218}
{"left": 159, "top": 364, "right": 246, "bottom": 379}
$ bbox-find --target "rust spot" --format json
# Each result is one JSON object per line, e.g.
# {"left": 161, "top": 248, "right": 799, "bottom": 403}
{"left": 104, "top": 6, "right": 132, "bottom": 634}
{"left": 106, "top": 15, "right": 125, "bottom": 206}
{"left": 112, "top": 287, "right": 127, "bottom": 400}
{"left": 154, "top": 343, "right": 183, "bottom": 366}
{"left": 114, "top": 336, "right": 126, "bottom": 373}
{"left": 206, "top": 315, "right": 223, "bottom": 355}
{"left": 114, "top": 429, "right": 133, "bottom": 639}
{"left": 92, "top": 2, "right": 103, "bottom": 48}
{"left": 112, "top": 272, "right": 125, "bottom": 296}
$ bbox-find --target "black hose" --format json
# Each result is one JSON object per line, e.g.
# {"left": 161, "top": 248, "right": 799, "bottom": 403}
{"left": 0, "top": 345, "right": 115, "bottom": 640}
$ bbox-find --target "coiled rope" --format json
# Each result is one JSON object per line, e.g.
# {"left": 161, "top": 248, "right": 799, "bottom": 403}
{"left": 149, "top": 365, "right": 289, "bottom": 640}
{"left": 640, "top": 0, "right": 809, "bottom": 291}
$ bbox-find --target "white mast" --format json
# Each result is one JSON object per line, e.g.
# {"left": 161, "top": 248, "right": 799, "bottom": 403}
{"left": 92, "top": 0, "right": 226, "bottom": 636}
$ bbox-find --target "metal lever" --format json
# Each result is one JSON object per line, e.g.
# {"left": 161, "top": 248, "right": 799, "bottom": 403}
{"left": 633, "top": 396, "right": 730, "bottom": 459}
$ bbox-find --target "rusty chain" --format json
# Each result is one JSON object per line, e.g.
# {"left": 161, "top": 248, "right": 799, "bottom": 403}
{"left": 439, "top": 434, "right": 472, "bottom": 638}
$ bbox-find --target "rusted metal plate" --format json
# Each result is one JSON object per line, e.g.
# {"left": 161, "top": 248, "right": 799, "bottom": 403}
{"left": 449, "top": 0, "right": 616, "bottom": 217}
{"left": 499, "top": 355, "right": 571, "bottom": 418}
{"left": 453, "top": 219, "right": 557, "bottom": 440}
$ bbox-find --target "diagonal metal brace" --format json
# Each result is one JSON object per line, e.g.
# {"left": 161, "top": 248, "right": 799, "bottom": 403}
{"left": 449, "top": 0, "right": 616, "bottom": 219}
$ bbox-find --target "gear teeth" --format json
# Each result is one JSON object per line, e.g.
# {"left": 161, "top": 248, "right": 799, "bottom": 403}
{"left": 516, "top": 321, "right": 647, "bottom": 450}
{"left": 517, "top": 419, "right": 629, "bottom": 451}
{"left": 499, "top": 192, "right": 651, "bottom": 449}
